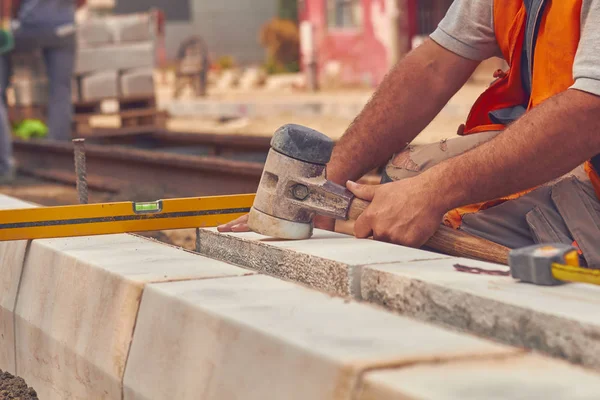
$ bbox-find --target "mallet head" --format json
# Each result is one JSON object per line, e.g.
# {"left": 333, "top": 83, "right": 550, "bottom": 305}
{"left": 248, "top": 124, "right": 351, "bottom": 240}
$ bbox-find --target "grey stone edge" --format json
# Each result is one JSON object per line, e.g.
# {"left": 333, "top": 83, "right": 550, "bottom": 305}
{"left": 361, "top": 267, "right": 600, "bottom": 370}
{"left": 198, "top": 230, "right": 368, "bottom": 297}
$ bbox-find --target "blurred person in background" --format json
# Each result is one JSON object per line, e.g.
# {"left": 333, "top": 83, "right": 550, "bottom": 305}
{"left": 0, "top": 0, "right": 85, "bottom": 183}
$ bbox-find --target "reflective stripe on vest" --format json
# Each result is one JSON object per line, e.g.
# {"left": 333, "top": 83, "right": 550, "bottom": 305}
{"left": 488, "top": 0, "right": 547, "bottom": 126}
{"left": 522, "top": 0, "right": 547, "bottom": 99}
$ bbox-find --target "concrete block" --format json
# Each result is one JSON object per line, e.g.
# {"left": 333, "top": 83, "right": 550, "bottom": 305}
{"left": 77, "top": 20, "right": 114, "bottom": 47}
{"left": 0, "top": 195, "right": 36, "bottom": 374}
{"left": 357, "top": 355, "right": 600, "bottom": 400}
{"left": 120, "top": 68, "right": 154, "bottom": 97}
{"left": 110, "top": 14, "right": 153, "bottom": 43}
{"left": 361, "top": 258, "right": 600, "bottom": 369}
{"left": 198, "top": 229, "right": 449, "bottom": 297}
{"left": 123, "top": 275, "right": 516, "bottom": 400}
{"left": 80, "top": 70, "right": 119, "bottom": 101}
{"left": 75, "top": 42, "right": 155, "bottom": 74}
{"left": 14, "top": 233, "right": 252, "bottom": 400}
{"left": 77, "top": 14, "right": 152, "bottom": 47}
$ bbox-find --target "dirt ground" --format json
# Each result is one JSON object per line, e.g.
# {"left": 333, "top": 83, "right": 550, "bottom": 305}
{"left": 0, "top": 370, "right": 38, "bottom": 400}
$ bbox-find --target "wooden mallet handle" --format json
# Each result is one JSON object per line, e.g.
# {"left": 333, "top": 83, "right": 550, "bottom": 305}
{"left": 347, "top": 197, "right": 509, "bottom": 265}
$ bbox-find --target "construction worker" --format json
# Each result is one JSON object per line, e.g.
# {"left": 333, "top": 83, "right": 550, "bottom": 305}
{"left": 219, "top": 0, "right": 600, "bottom": 268}
{"left": 0, "top": 0, "right": 85, "bottom": 183}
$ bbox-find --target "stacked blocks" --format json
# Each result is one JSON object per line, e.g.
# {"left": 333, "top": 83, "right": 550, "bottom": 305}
{"left": 75, "top": 13, "right": 156, "bottom": 101}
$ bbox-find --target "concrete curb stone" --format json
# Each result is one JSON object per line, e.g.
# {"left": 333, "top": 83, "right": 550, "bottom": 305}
{"left": 356, "top": 354, "right": 600, "bottom": 400}
{"left": 202, "top": 229, "right": 600, "bottom": 370}
{"left": 0, "top": 195, "right": 36, "bottom": 375}
{"left": 361, "top": 258, "right": 600, "bottom": 369}
{"left": 123, "top": 275, "right": 518, "bottom": 400}
{"left": 3, "top": 194, "right": 600, "bottom": 398}
{"left": 197, "top": 229, "right": 449, "bottom": 297}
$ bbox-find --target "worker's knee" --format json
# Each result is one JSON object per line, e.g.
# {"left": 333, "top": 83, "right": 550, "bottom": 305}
{"left": 382, "top": 131, "right": 503, "bottom": 184}
{"left": 382, "top": 147, "right": 421, "bottom": 183}
{"left": 382, "top": 139, "right": 449, "bottom": 182}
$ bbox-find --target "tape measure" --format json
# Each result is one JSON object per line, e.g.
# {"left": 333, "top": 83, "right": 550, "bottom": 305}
{"left": 509, "top": 244, "right": 600, "bottom": 286}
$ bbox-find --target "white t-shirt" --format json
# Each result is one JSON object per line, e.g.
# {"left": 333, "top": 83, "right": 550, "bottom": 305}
{"left": 429, "top": 0, "right": 600, "bottom": 97}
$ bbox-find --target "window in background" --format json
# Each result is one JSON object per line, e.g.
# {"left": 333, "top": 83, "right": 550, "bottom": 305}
{"left": 327, "top": 0, "right": 362, "bottom": 29}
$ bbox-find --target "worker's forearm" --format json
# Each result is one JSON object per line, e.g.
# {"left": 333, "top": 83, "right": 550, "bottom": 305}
{"left": 326, "top": 40, "right": 479, "bottom": 185}
{"left": 430, "top": 89, "right": 600, "bottom": 212}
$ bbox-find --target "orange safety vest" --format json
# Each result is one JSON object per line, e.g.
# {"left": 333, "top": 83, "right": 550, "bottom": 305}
{"left": 444, "top": 0, "right": 600, "bottom": 228}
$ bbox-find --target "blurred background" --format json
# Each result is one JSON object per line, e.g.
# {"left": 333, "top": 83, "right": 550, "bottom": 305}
{"left": 5, "top": 0, "right": 505, "bottom": 137}
{"left": 0, "top": 0, "right": 505, "bottom": 247}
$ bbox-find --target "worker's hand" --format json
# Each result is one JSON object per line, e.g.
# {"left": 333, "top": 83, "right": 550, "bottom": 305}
{"left": 346, "top": 177, "right": 445, "bottom": 247}
{"left": 217, "top": 213, "right": 336, "bottom": 233}
{"left": 217, "top": 214, "right": 250, "bottom": 232}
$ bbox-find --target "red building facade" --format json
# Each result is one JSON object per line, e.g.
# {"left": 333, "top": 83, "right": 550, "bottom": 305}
{"left": 299, "top": 0, "right": 453, "bottom": 87}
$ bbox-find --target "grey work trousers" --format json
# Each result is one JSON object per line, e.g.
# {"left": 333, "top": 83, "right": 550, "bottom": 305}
{"left": 0, "top": 94, "right": 12, "bottom": 175}
{"left": 0, "top": 44, "right": 75, "bottom": 141}
{"left": 382, "top": 132, "right": 600, "bottom": 268}
{"left": 0, "top": 30, "right": 75, "bottom": 174}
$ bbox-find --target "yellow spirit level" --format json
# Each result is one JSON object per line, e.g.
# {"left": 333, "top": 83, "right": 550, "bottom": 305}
{"left": 0, "top": 194, "right": 255, "bottom": 241}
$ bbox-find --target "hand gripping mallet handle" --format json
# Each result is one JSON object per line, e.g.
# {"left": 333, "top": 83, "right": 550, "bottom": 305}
{"left": 348, "top": 197, "right": 510, "bottom": 265}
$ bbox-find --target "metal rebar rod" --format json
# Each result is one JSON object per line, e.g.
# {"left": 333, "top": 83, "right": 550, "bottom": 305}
{"left": 195, "top": 228, "right": 201, "bottom": 253}
{"left": 73, "top": 138, "right": 88, "bottom": 204}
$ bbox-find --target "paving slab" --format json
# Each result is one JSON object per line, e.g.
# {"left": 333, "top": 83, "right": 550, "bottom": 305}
{"left": 77, "top": 14, "right": 153, "bottom": 47}
{"left": 110, "top": 14, "right": 153, "bottom": 43}
{"left": 0, "top": 195, "right": 36, "bottom": 374}
{"left": 14, "top": 233, "right": 252, "bottom": 400}
{"left": 75, "top": 42, "right": 155, "bottom": 74}
{"left": 80, "top": 70, "right": 119, "bottom": 100}
{"left": 356, "top": 354, "right": 600, "bottom": 400}
{"left": 198, "top": 229, "right": 448, "bottom": 297}
{"left": 361, "top": 257, "right": 600, "bottom": 369}
{"left": 121, "top": 67, "right": 155, "bottom": 97}
{"left": 77, "top": 19, "right": 114, "bottom": 47}
{"left": 123, "top": 274, "right": 517, "bottom": 400}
